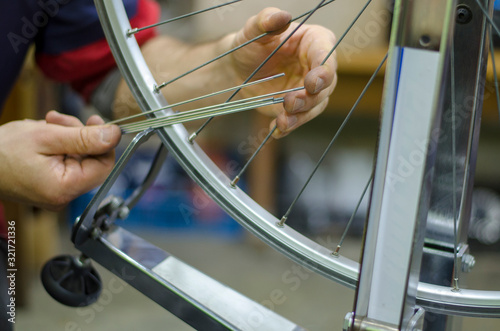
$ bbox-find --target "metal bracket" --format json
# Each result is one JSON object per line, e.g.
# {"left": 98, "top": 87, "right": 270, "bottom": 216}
{"left": 75, "top": 224, "right": 304, "bottom": 330}
{"left": 406, "top": 307, "right": 425, "bottom": 331}
{"left": 72, "top": 128, "right": 157, "bottom": 246}
{"left": 344, "top": 307, "right": 425, "bottom": 331}
{"left": 66, "top": 123, "right": 305, "bottom": 329}
{"left": 343, "top": 313, "right": 399, "bottom": 331}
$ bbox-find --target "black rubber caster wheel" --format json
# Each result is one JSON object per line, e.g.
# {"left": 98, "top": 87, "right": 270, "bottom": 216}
{"left": 41, "top": 255, "right": 102, "bottom": 307}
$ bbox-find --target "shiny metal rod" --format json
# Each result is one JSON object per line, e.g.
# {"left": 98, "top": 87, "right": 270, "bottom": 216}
{"left": 109, "top": 74, "right": 286, "bottom": 125}
{"left": 120, "top": 97, "right": 284, "bottom": 134}
{"left": 127, "top": 0, "right": 242, "bottom": 36}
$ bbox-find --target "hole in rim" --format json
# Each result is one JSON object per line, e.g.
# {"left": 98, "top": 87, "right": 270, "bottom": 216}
{"left": 419, "top": 34, "right": 432, "bottom": 47}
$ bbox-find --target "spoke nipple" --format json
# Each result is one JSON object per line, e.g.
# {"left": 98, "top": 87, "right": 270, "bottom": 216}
{"left": 451, "top": 278, "right": 460, "bottom": 292}
{"left": 153, "top": 84, "right": 160, "bottom": 94}
{"left": 188, "top": 132, "right": 197, "bottom": 144}
{"left": 230, "top": 176, "right": 240, "bottom": 188}
{"left": 127, "top": 28, "right": 138, "bottom": 37}
{"left": 276, "top": 216, "right": 287, "bottom": 228}
{"left": 331, "top": 245, "right": 341, "bottom": 257}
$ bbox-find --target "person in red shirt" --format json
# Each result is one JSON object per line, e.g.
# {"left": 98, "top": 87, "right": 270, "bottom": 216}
{"left": 0, "top": 1, "right": 336, "bottom": 210}
{"left": 0, "top": 1, "right": 336, "bottom": 329}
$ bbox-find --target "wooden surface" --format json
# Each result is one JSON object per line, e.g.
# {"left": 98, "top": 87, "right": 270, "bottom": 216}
{"left": 0, "top": 51, "right": 61, "bottom": 306}
{"left": 328, "top": 47, "right": 387, "bottom": 117}
{"left": 330, "top": 46, "right": 500, "bottom": 121}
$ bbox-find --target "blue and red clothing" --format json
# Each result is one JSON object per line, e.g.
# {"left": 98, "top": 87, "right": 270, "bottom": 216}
{"left": 0, "top": 3, "right": 159, "bottom": 329}
{"left": 0, "top": 0, "right": 160, "bottom": 239}
{"left": 0, "top": 0, "right": 159, "bottom": 108}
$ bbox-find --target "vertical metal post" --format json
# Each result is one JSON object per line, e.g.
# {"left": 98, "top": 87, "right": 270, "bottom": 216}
{"left": 421, "top": 0, "right": 493, "bottom": 329}
{"left": 348, "top": 0, "right": 457, "bottom": 329}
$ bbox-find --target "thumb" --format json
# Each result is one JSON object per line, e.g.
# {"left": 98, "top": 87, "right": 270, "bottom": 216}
{"left": 40, "top": 124, "right": 121, "bottom": 155}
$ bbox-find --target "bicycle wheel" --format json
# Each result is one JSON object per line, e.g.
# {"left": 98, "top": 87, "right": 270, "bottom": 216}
{"left": 90, "top": 0, "right": 500, "bottom": 329}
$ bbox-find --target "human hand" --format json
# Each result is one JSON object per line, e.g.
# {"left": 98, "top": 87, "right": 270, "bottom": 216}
{"left": 0, "top": 111, "right": 121, "bottom": 210}
{"left": 223, "top": 7, "right": 337, "bottom": 138}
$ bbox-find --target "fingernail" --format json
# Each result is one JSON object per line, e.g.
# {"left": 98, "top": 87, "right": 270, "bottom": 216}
{"left": 269, "top": 11, "right": 281, "bottom": 21}
{"left": 269, "top": 11, "right": 286, "bottom": 25}
{"left": 287, "top": 115, "right": 298, "bottom": 129}
{"left": 293, "top": 98, "right": 305, "bottom": 112}
{"left": 100, "top": 126, "right": 114, "bottom": 144}
{"left": 314, "top": 77, "right": 325, "bottom": 94}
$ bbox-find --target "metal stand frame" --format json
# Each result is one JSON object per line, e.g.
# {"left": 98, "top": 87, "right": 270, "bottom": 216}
{"left": 346, "top": 0, "right": 494, "bottom": 330}
{"left": 420, "top": 0, "right": 493, "bottom": 329}
{"left": 71, "top": 129, "right": 304, "bottom": 330}
{"left": 49, "top": 0, "right": 498, "bottom": 330}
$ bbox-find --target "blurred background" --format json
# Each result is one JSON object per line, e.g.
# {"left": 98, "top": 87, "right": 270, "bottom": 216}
{"left": 3, "top": 0, "right": 500, "bottom": 329}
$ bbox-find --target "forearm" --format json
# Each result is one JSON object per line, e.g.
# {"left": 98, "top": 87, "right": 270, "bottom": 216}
{"left": 112, "top": 34, "right": 238, "bottom": 119}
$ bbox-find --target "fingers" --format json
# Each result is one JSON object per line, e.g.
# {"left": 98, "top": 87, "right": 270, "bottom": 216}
{"left": 41, "top": 150, "right": 117, "bottom": 210}
{"left": 40, "top": 111, "right": 121, "bottom": 155}
{"left": 277, "top": 58, "right": 337, "bottom": 138}
{"left": 272, "top": 98, "right": 330, "bottom": 139}
{"left": 283, "top": 66, "right": 337, "bottom": 114}
{"left": 40, "top": 116, "right": 119, "bottom": 208}
{"left": 276, "top": 80, "right": 335, "bottom": 138}
{"left": 231, "top": 8, "right": 337, "bottom": 138}
{"left": 304, "top": 56, "right": 337, "bottom": 94}
{"left": 46, "top": 110, "right": 106, "bottom": 127}
{"left": 60, "top": 152, "right": 116, "bottom": 199}
{"left": 304, "top": 25, "right": 337, "bottom": 71}
{"left": 238, "top": 7, "right": 292, "bottom": 43}
{"left": 39, "top": 123, "right": 121, "bottom": 156}
{"left": 0, "top": 113, "right": 120, "bottom": 211}
{"left": 301, "top": 25, "right": 337, "bottom": 96}
{"left": 46, "top": 110, "right": 84, "bottom": 127}
{"left": 86, "top": 114, "right": 106, "bottom": 126}
{"left": 276, "top": 25, "right": 336, "bottom": 137}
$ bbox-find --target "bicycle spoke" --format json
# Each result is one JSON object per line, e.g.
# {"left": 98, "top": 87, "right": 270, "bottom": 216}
{"left": 155, "top": 33, "right": 267, "bottom": 92}
{"left": 475, "top": 0, "right": 500, "bottom": 36}
{"left": 155, "top": 1, "right": 338, "bottom": 92}
{"left": 277, "top": 53, "right": 388, "bottom": 227}
{"left": 332, "top": 173, "right": 373, "bottom": 257}
{"left": 127, "top": 0, "right": 241, "bottom": 36}
{"left": 182, "top": 0, "right": 374, "bottom": 189}
{"left": 119, "top": 97, "right": 284, "bottom": 134}
{"left": 226, "top": 0, "right": 373, "bottom": 191}
{"left": 451, "top": 38, "right": 460, "bottom": 291}
{"left": 321, "top": 0, "right": 372, "bottom": 66}
{"left": 115, "top": 87, "right": 303, "bottom": 131}
{"left": 292, "top": 0, "right": 337, "bottom": 21}
{"left": 474, "top": 0, "right": 500, "bottom": 125}
{"left": 108, "top": 74, "right": 285, "bottom": 124}
{"left": 189, "top": 0, "right": 331, "bottom": 142}
{"left": 92, "top": 0, "right": 500, "bottom": 323}
{"left": 230, "top": 125, "right": 277, "bottom": 187}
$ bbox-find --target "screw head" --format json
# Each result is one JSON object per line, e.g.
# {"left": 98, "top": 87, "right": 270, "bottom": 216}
{"left": 456, "top": 5, "right": 472, "bottom": 24}
{"left": 118, "top": 206, "right": 130, "bottom": 220}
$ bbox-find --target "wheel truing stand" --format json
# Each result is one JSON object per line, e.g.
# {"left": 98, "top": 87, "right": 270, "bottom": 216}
{"left": 345, "top": 0, "right": 494, "bottom": 330}
{"left": 41, "top": 0, "right": 500, "bottom": 330}
{"left": 43, "top": 127, "right": 305, "bottom": 330}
